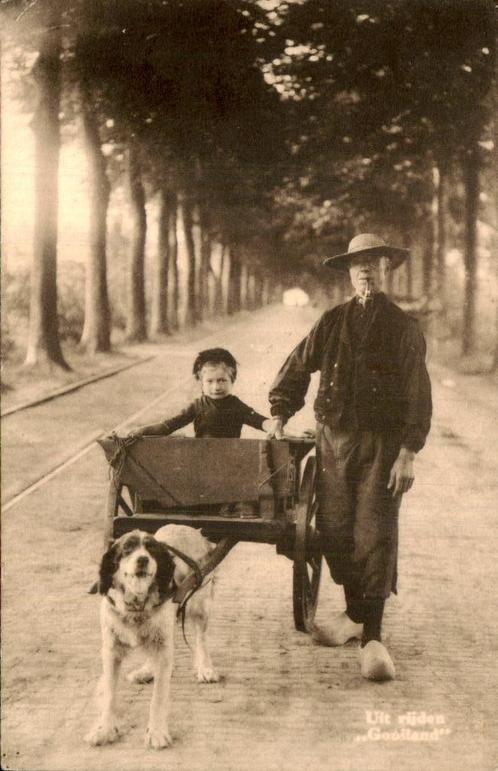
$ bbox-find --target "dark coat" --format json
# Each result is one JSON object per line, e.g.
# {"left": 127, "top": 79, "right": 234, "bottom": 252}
{"left": 269, "top": 293, "right": 432, "bottom": 452}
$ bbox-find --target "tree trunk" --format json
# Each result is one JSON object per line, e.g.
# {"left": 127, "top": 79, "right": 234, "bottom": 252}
{"left": 126, "top": 141, "right": 147, "bottom": 342}
{"left": 262, "top": 276, "right": 270, "bottom": 306}
{"left": 25, "top": 2, "right": 69, "bottom": 370}
{"left": 212, "top": 243, "right": 225, "bottom": 316}
{"left": 246, "top": 266, "right": 254, "bottom": 310}
{"left": 492, "top": 256, "right": 498, "bottom": 370}
{"left": 150, "top": 186, "right": 171, "bottom": 337}
{"left": 198, "top": 206, "right": 212, "bottom": 319}
{"left": 79, "top": 82, "right": 111, "bottom": 353}
{"left": 246, "top": 270, "right": 253, "bottom": 310}
{"left": 490, "top": 75, "right": 498, "bottom": 370}
{"left": 385, "top": 260, "right": 394, "bottom": 296}
{"left": 240, "top": 262, "right": 248, "bottom": 310}
{"left": 433, "top": 164, "right": 448, "bottom": 304}
{"left": 181, "top": 193, "right": 197, "bottom": 327}
{"left": 422, "top": 203, "right": 434, "bottom": 298}
{"left": 166, "top": 190, "right": 179, "bottom": 331}
{"left": 254, "top": 272, "right": 264, "bottom": 308}
{"left": 461, "top": 148, "right": 480, "bottom": 356}
{"left": 227, "top": 248, "right": 242, "bottom": 315}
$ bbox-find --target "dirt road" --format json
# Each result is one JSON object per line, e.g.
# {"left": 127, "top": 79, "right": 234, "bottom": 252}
{"left": 2, "top": 305, "right": 497, "bottom": 771}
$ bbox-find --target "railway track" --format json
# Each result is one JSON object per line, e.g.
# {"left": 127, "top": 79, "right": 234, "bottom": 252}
{"left": 1, "top": 355, "right": 156, "bottom": 418}
{"left": 1, "top": 306, "right": 310, "bottom": 512}
{"left": 2, "top": 374, "right": 193, "bottom": 512}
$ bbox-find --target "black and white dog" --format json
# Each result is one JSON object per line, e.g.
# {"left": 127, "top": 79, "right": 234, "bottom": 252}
{"left": 85, "top": 525, "right": 219, "bottom": 750}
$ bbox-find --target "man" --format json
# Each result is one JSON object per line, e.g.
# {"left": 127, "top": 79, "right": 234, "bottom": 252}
{"left": 267, "top": 233, "right": 432, "bottom": 682}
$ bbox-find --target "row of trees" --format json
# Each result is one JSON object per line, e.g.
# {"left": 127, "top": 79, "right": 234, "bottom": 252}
{"left": 270, "top": 0, "right": 497, "bottom": 359}
{"left": 2, "top": 0, "right": 496, "bottom": 370}
{"left": 4, "top": 0, "right": 288, "bottom": 369}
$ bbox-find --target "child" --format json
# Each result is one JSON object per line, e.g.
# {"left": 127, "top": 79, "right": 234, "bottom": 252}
{"left": 129, "top": 348, "right": 270, "bottom": 439}
{"left": 129, "top": 348, "right": 271, "bottom": 517}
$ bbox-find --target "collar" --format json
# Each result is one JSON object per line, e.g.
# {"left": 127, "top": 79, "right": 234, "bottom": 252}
{"left": 105, "top": 539, "right": 203, "bottom": 614}
{"left": 340, "top": 293, "right": 387, "bottom": 350}
{"left": 106, "top": 581, "right": 177, "bottom": 615}
{"left": 203, "top": 394, "right": 233, "bottom": 407}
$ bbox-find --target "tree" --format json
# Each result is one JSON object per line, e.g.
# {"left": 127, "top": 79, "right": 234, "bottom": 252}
{"left": 149, "top": 184, "right": 173, "bottom": 337}
{"left": 24, "top": 0, "right": 69, "bottom": 369}
{"left": 270, "top": 0, "right": 495, "bottom": 337}
{"left": 78, "top": 77, "right": 111, "bottom": 352}
{"left": 167, "top": 190, "right": 180, "bottom": 331}
{"left": 125, "top": 139, "right": 147, "bottom": 341}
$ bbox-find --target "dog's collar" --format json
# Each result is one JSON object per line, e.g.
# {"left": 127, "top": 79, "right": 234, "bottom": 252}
{"left": 102, "top": 540, "right": 204, "bottom": 614}
{"left": 106, "top": 581, "right": 177, "bottom": 613}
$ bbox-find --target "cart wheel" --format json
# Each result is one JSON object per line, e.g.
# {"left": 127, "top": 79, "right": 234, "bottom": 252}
{"left": 293, "top": 456, "right": 322, "bottom": 632}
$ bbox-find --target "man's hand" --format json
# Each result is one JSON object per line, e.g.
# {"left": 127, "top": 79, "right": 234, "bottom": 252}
{"left": 388, "top": 448, "right": 415, "bottom": 497}
{"left": 265, "top": 417, "right": 285, "bottom": 440}
{"left": 125, "top": 428, "right": 144, "bottom": 441}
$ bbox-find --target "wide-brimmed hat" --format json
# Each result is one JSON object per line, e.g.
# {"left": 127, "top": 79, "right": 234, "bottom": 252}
{"left": 323, "top": 233, "right": 409, "bottom": 273}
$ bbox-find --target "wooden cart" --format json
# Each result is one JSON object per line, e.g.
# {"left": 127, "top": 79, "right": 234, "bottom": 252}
{"left": 98, "top": 435, "right": 322, "bottom": 633}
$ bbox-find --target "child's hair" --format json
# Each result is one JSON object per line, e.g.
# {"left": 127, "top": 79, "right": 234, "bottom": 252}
{"left": 193, "top": 348, "right": 238, "bottom": 381}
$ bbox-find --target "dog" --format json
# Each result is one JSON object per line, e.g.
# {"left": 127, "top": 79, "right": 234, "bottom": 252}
{"left": 85, "top": 525, "right": 220, "bottom": 750}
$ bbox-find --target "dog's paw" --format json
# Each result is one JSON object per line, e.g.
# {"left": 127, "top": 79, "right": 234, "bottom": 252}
{"left": 145, "top": 726, "right": 173, "bottom": 750}
{"left": 85, "top": 719, "right": 123, "bottom": 746}
{"left": 127, "top": 666, "right": 154, "bottom": 684}
{"left": 196, "top": 665, "right": 220, "bottom": 683}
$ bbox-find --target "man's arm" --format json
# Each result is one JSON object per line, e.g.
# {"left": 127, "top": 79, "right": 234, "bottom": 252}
{"left": 388, "top": 320, "right": 432, "bottom": 496}
{"left": 398, "top": 320, "right": 432, "bottom": 453}
{"left": 267, "top": 312, "right": 332, "bottom": 436}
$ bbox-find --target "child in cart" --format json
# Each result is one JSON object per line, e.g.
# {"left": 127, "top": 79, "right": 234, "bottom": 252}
{"left": 127, "top": 348, "right": 272, "bottom": 518}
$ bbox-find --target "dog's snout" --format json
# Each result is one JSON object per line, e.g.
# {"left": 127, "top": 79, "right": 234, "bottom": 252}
{"left": 137, "top": 555, "right": 149, "bottom": 568}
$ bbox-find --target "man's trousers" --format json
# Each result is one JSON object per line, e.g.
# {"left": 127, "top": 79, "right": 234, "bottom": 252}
{"left": 315, "top": 423, "right": 402, "bottom": 599}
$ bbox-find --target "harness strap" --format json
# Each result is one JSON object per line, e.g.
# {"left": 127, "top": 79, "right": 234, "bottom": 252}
{"left": 172, "top": 537, "right": 238, "bottom": 650}
{"left": 162, "top": 542, "right": 204, "bottom": 589}
{"left": 172, "top": 536, "right": 238, "bottom": 604}
{"left": 156, "top": 537, "right": 234, "bottom": 650}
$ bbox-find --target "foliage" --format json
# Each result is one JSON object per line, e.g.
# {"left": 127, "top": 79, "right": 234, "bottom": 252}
{"left": 3, "top": 0, "right": 496, "bottom": 360}
{"left": 3, "top": 262, "right": 86, "bottom": 346}
{"left": 1, "top": 318, "right": 16, "bottom": 363}
{"left": 269, "top": 0, "right": 495, "bottom": 252}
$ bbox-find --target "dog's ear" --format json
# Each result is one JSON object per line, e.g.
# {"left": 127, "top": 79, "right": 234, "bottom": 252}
{"left": 152, "top": 542, "right": 176, "bottom": 600}
{"left": 98, "top": 542, "right": 119, "bottom": 595}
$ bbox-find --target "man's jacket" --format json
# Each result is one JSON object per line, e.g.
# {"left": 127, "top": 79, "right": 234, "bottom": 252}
{"left": 269, "top": 293, "right": 432, "bottom": 452}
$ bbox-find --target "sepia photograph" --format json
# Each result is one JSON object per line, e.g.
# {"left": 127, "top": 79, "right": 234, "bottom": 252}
{"left": 1, "top": 1, "right": 497, "bottom": 769}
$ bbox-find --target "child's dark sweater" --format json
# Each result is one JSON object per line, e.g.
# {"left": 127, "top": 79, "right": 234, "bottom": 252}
{"left": 137, "top": 395, "right": 267, "bottom": 438}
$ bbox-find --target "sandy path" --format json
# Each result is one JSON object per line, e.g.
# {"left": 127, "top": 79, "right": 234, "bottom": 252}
{"left": 2, "top": 305, "right": 497, "bottom": 771}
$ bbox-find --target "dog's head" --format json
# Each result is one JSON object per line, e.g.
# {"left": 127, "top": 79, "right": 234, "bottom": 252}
{"left": 98, "top": 530, "right": 176, "bottom": 603}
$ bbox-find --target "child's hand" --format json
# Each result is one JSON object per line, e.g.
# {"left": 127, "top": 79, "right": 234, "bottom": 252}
{"left": 265, "top": 417, "right": 284, "bottom": 440}
{"left": 301, "top": 428, "right": 316, "bottom": 439}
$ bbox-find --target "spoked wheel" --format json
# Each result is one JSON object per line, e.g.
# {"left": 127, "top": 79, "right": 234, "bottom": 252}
{"left": 293, "top": 456, "right": 322, "bottom": 632}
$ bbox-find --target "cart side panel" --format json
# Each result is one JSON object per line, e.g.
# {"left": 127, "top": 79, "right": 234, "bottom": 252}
{"left": 100, "top": 437, "right": 272, "bottom": 506}
{"left": 97, "top": 436, "right": 311, "bottom": 510}
{"left": 268, "top": 441, "right": 294, "bottom": 497}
